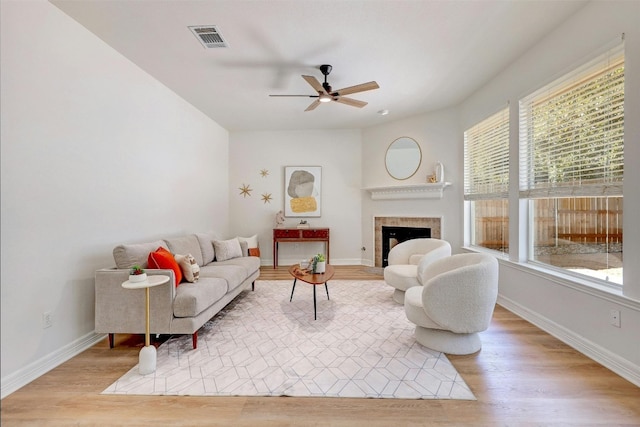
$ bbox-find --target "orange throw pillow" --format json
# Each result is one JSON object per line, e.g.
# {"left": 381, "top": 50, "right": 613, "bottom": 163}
{"left": 248, "top": 247, "right": 261, "bottom": 257}
{"left": 148, "top": 247, "right": 182, "bottom": 286}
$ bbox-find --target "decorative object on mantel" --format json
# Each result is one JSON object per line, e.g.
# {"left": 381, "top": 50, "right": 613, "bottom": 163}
{"left": 297, "top": 220, "right": 310, "bottom": 229}
{"left": 428, "top": 173, "right": 437, "bottom": 183}
{"left": 275, "top": 210, "right": 285, "bottom": 228}
{"left": 365, "top": 182, "right": 452, "bottom": 200}
{"left": 436, "top": 161, "right": 444, "bottom": 182}
{"left": 128, "top": 265, "right": 147, "bottom": 283}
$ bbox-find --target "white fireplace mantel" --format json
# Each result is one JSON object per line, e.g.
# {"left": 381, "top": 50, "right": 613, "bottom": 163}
{"left": 364, "top": 182, "right": 452, "bottom": 200}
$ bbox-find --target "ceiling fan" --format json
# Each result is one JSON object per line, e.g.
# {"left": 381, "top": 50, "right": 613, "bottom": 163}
{"left": 269, "top": 64, "right": 379, "bottom": 111}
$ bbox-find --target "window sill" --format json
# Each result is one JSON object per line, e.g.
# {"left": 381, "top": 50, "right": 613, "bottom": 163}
{"left": 461, "top": 246, "right": 639, "bottom": 308}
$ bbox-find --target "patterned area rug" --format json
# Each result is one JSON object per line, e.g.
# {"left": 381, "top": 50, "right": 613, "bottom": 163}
{"left": 102, "top": 280, "right": 475, "bottom": 399}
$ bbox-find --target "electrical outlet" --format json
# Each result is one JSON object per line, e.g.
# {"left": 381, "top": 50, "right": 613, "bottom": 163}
{"left": 609, "top": 309, "right": 621, "bottom": 328}
{"left": 43, "top": 311, "right": 53, "bottom": 329}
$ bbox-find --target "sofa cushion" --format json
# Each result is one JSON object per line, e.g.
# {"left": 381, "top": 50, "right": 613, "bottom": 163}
{"left": 164, "top": 235, "right": 204, "bottom": 267}
{"left": 148, "top": 247, "right": 182, "bottom": 285}
{"left": 199, "top": 264, "right": 249, "bottom": 292}
{"left": 173, "top": 277, "right": 228, "bottom": 318}
{"left": 216, "top": 256, "right": 261, "bottom": 277}
{"left": 113, "top": 240, "right": 168, "bottom": 269}
{"left": 213, "top": 238, "right": 242, "bottom": 261}
{"left": 195, "top": 232, "right": 218, "bottom": 265}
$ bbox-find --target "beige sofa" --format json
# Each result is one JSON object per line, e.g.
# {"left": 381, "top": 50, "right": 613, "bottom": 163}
{"left": 95, "top": 232, "right": 260, "bottom": 349}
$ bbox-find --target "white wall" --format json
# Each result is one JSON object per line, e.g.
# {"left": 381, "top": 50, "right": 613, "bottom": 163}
{"left": 0, "top": 0, "right": 230, "bottom": 396}
{"left": 361, "top": 108, "right": 462, "bottom": 264}
{"left": 229, "top": 129, "right": 362, "bottom": 265}
{"left": 459, "top": 0, "right": 640, "bottom": 384}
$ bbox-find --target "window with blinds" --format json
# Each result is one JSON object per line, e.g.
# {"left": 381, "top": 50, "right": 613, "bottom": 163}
{"left": 519, "top": 45, "right": 624, "bottom": 198}
{"left": 464, "top": 107, "right": 510, "bottom": 200}
{"left": 519, "top": 43, "right": 624, "bottom": 285}
{"left": 464, "top": 107, "right": 510, "bottom": 253}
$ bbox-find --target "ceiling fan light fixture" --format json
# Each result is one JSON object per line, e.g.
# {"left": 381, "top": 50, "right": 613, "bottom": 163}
{"left": 319, "top": 94, "right": 332, "bottom": 103}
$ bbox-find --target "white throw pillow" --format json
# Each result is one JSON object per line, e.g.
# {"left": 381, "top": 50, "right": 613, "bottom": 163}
{"left": 238, "top": 234, "right": 258, "bottom": 248}
{"left": 213, "top": 238, "right": 243, "bottom": 261}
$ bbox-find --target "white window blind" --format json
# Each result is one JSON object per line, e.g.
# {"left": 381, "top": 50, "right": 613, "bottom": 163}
{"left": 519, "top": 44, "right": 624, "bottom": 198}
{"left": 464, "top": 107, "right": 509, "bottom": 201}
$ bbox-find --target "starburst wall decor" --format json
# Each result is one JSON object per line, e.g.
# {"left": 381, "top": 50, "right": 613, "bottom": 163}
{"left": 261, "top": 193, "right": 272, "bottom": 203}
{"left": 238, "top": 184, "right": 252, "bottom": 198}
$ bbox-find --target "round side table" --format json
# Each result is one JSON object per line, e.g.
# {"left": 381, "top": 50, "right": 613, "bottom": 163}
{"left": 121, "top": 274, "right": 170, "bottom": 375}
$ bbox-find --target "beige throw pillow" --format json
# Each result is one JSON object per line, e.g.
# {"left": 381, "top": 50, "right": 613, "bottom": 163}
{"left": 175, "top": 253, "right": 200, "bottom": 282}
{"left": 213, "top": 238, "right": 243, "bottom": 261}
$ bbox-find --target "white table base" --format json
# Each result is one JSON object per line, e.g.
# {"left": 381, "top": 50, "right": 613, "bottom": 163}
{"left": 138, "top": 345, "right": 157, "bottom": 375}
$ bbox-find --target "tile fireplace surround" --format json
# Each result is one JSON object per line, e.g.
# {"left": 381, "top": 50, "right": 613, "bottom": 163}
{"left": 374, "top": 216, "right": 442, "bottom": 267}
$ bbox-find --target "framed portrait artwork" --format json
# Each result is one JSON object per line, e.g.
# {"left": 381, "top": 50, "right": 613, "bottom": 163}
{"left": 284, "top": 166, "right": 321, "bottom": 217}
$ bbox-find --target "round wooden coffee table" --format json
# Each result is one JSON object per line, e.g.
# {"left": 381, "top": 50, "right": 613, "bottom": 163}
{"left": 288, "top": 264, "right": 335, "bottom": 320}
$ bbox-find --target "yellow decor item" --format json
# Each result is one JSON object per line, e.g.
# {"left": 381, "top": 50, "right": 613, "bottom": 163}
{"left": 290, "top": 196, "right": 317, "bottom": 213}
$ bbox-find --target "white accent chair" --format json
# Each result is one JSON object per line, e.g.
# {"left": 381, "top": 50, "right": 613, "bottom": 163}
{"left": 404, "top": 253, "right": 499, "bottom": 355}
{"left": 383, "top": 238, "right": 452, "bottom": 304}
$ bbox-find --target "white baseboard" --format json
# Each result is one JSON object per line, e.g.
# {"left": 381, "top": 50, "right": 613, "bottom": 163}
{"left": 497, "top": 295, "right": 640, "bottom": 387}
{"left": 1, "top": 332, "right": 105, "bottom": 399}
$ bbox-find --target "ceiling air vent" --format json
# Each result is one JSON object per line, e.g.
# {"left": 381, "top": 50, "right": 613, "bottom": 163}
{"left": 188, "top": 26, "right": 228, "bottom": 49}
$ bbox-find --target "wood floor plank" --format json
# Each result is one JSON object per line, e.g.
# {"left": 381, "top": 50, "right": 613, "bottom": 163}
{"left": 2, "top": 266, "right": 639, "bottom": 426}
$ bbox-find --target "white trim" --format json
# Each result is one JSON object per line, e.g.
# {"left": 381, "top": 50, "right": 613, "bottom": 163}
{"left": 497, "top": 295, "right": 640, "bottom": 387}
{"left": 500, "top": 257, "right": 634, "bottom": 306}
{"left": 364, "top": 182, "right": 452, "bottom": 200}
{"left": 463, "top": 246, "right": 631, "bottom": 303}
{"left": 1, "top": 332, "right": 104, "bottom": 399}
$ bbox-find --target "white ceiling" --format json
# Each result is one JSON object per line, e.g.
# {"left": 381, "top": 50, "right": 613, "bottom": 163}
{"left": 50, "top": 0, "right": 587, "bottom": 131}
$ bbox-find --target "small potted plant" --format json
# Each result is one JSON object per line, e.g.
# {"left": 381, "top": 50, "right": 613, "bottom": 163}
{"left": 129, "top": 265, "right": 147, "bottom": 283}
{"left": 312, "top": 253, "right": 326, "bottom": 274}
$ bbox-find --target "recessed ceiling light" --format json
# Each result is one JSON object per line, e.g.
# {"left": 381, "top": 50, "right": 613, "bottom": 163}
{"left": 378, "top": 109, "right": 389, "bottom": 116}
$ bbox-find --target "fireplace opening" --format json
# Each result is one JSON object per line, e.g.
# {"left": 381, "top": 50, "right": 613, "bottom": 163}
{"left": 382, "top": 226, "right": 431, "bottom": 267}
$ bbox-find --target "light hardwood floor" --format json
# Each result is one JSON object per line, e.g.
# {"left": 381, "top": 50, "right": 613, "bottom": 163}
{"left": 2, "top": 266, "right": 639, "bottom": 426}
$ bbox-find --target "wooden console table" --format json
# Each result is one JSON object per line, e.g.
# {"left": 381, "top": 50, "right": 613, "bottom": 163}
{"left": 273, "top": 228, "right": 330, "bottom": 268}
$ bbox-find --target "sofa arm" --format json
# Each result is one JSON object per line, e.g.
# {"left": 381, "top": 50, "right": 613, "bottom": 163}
{"left": 95, "top": 268, "right": 176, "bottom": 335}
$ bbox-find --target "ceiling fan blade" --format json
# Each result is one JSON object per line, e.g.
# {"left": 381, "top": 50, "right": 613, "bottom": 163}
{"left": 305, "top": 99, "right": 321, "bottom": 111}
{"left": 334, "top": 97, "right": 367, "bottom": 108}
{"left": 269, "top": 94, "right": 318, "bottom": 98}
{"left": 332, "top": 81, "right": 379, "bottom": 96}
{"left": 302, "top": 75, "right": 326, "bottom": 94}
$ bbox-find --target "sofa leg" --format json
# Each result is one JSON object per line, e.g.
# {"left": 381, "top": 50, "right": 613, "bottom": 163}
{"left": 108, "top": 333, "right": 114, "bottom": 349}
{"left": 192, "top": 331, "right": 198, "bottom": 349}
{"left": 252, "top": 281, "right": 255, "bottom": 291}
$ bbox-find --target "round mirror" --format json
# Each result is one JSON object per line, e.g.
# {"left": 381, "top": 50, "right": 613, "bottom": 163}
{"left": 385, "top": 137, "right": 422, "bottom": 180}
